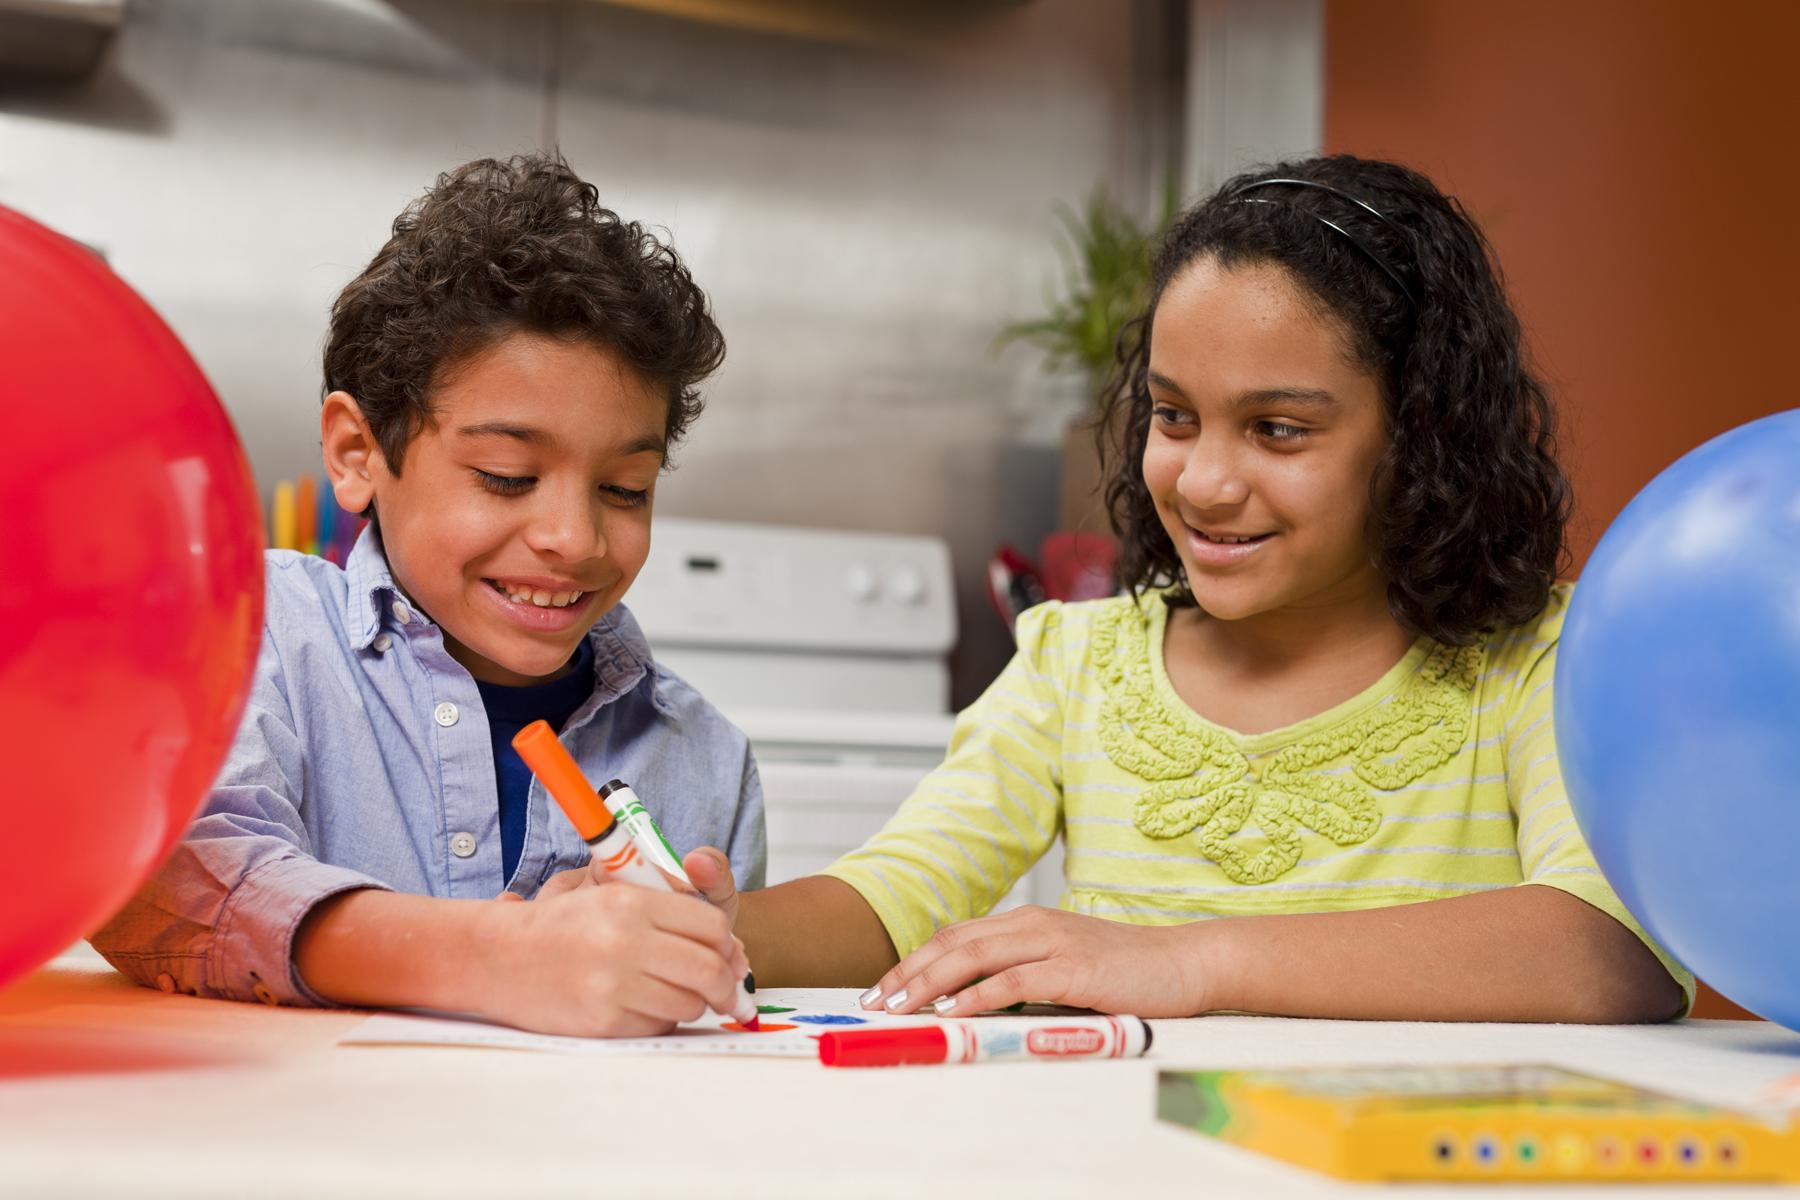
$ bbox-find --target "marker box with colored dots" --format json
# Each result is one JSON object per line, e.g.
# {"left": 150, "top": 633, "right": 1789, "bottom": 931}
{"left": 1157, "top": 1065, "right": 1799, "bottom": 1182}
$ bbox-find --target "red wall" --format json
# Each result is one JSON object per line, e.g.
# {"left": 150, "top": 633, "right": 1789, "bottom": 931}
{"left": 1325, "top": 0, "right": 1800, "bottom": 1020}
{"left": 1325, "top": 0, "right": 1800, "bottom": 566}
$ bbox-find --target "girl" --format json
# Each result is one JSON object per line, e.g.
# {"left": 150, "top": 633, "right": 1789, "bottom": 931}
{"left": 690, "top": 155, "right": 1689, "bottom": 1023}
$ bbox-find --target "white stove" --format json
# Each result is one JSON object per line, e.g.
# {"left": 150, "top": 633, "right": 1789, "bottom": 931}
{"left": 631, "top": 518, "right": 1061, "bottom": 906}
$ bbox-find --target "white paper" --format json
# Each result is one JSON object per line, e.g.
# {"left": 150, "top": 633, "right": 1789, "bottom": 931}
{"left": 340, "top": 987, "right": 937, "bottom": 1058}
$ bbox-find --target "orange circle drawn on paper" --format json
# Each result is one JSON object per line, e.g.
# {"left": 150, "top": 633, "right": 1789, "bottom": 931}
{"left": 723, "top": 1021, "right": 796, "bottom": 1034}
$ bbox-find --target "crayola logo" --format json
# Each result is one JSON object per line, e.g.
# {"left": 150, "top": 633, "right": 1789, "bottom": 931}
{"left": 1027, "top": 1027, "right": 1106, "bottom": 1056}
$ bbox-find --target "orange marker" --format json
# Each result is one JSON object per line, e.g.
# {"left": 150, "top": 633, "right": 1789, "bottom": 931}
{"left": 511, "top": 720, "right": 759, "bottom": 1030}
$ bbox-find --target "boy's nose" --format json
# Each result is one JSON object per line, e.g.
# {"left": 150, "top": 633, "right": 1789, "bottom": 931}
{"left": 524, "top": 497, "right": 605, "bottom": 560}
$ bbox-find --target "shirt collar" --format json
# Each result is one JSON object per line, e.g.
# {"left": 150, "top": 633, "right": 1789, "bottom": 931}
{"left": 343, "top": 525, "right": 401, "bottom": 650}
{"left": 342, "top": 525, "right": 669, "bottom": 716}
{"left": 584, "top": 602, "right": 673, "bottom": 716}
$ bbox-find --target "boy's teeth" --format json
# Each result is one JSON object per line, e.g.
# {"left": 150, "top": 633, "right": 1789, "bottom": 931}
{"left": 496, "top": 582, "right": 583, "bottom": 608}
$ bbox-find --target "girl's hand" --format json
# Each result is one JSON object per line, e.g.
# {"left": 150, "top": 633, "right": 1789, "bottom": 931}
{"left": 473, "top": 880, "right": 746, "bottom": 1038}
{"left": 861, "top": 906, "right": 1215, "bottom": 1019}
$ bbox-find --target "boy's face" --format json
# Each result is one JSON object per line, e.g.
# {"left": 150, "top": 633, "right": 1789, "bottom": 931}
{"left": 327, "top": 331, "right": 666, "bottom": 687}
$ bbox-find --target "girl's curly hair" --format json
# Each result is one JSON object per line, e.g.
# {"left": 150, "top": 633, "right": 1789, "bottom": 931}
{"left": 1099, "top": 154, "right": 1570, "bottom": 645}
{"left": 324, "top": 152, "right": 725, "bottom": 473}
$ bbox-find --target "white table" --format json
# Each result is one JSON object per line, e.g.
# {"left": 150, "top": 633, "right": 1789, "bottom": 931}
{"left": 3, "top": 956, "right": 1797, "bottom": 1197}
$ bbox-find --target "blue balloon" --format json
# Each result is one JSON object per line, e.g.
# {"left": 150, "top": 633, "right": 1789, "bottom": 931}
{"left": 1557, "top": 409, "right": 1800, "bottom": 1029}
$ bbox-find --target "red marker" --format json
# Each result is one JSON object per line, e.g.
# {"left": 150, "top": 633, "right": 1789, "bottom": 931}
{"left": 511, "top": 720, "right": 759, "bottom": 1030}
{"left": 819, "top": 1015, "right": 1151, "bottom": 1067}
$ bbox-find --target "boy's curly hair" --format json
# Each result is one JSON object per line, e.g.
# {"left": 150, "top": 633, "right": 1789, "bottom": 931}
{"left": 324, "top": 152, "right": 724, "bottom": 472}
{"left": 1099, "top": 154, "right": 1570, "bottom": 646}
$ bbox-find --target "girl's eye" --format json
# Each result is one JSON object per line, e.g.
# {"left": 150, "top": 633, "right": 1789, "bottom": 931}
{"left": 475, "top": 469, "right": 534, "bottom": 495}
{"left": 1257, "top": 421, "right": 1309, "bottom": 442}
{"left": 1152, "top": 404, "right": 1195, "bottom": 429}
{"left": 603, "top": 485, "right": 650, "bottom": 507}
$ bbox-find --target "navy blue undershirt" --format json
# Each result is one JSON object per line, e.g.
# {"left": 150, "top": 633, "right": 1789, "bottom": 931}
{"left": 475, "top": 637, "right": 597, "bottom": 883}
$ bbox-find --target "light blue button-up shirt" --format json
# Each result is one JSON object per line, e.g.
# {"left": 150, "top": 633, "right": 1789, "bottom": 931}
{"left": 91, "top": 529, "right": 766, "bottom": 1007}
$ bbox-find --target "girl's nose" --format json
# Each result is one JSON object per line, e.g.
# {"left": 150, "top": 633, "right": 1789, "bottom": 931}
{"left": 1177, "top": 439, "right": 1250, "bottom": 509}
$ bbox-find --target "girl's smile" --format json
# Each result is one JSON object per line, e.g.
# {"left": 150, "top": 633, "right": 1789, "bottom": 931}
{"left": 1181, "top": 524, "right": 1277, "bottom": 567}
{"left": 1142, "top": 256, "right": 1391, "bottom": 630}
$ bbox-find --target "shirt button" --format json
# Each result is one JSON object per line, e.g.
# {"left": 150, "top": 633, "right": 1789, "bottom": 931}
{"left": 391, "top": 600, "right": 413, "bottom": 625}
{"left": 371, "top": 633, "right": 392, "bottom": 653}
{"left": 156, "top": 973, "right": 177, "bottom": 994}
{"left": 434, "top": 701, "right": 459, "bottom": 727}
{"left": 251, "top": 982, "right": 280, "bottom": 1006}
{"left": 450, "top": 831, "right": 478, "bottom": 858}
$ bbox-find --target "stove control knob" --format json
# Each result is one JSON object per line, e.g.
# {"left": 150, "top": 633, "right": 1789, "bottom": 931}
{"left": 889, "top": 566, "right": 926, "bottom": 606}
{"left": 845, "top": 563, "right": 879, "bottom": 602}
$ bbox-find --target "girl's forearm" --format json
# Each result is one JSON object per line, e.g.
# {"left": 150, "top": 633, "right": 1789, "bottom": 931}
{"left": 1189, "top": 884, "right": 1683, "bottom": 1023}
{"left": 736, "top": 875, "right": 898, "bottom": 987}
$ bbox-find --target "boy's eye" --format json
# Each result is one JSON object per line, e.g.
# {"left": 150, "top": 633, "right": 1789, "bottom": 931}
{"left": 602, "top": 485, "right": 650, "bottom": 507}
{"left": 475, "top": 469, "right": 534, "bottom": 495}
{"left": 1256, "top": 420, "right": 1309, "bottom": 443}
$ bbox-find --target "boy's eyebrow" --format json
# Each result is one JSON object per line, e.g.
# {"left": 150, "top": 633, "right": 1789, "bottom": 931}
{"left": 1146, "top": 372, "right": 1338, "bottom": 410}
{"left": 456, "top": 422, "right": 667, "bottom": 457}
{"left": 457, "top": 421, "right": 548, "bottom": 444}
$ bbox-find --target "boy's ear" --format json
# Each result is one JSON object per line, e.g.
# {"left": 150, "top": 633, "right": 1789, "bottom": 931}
{"left": 321, "top": 390, "right": 382, "bottom": 515}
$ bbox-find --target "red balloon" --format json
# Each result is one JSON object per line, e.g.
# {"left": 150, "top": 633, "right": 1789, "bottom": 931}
{"left": 0, "top": 205, "right": 263, "bottom": 991}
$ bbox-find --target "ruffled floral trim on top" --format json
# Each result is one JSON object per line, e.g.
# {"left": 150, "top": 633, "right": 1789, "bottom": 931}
{"left": 1092, "top": 598, "right": 1483, "bottom": 885}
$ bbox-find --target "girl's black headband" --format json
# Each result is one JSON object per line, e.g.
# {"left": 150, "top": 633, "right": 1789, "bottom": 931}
{"left": 1227, "top": 177, "right": 1419, "bottom": 308}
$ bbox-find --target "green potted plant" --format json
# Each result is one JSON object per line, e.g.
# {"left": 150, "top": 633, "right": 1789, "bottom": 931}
{"left": 997, "top": 182, "right": 1176, "bottom": 533}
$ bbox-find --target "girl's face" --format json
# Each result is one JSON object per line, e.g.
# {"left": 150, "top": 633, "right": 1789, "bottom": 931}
{"left": 1142, "top": 257, "right": 1391, "bottom": 626}
{"left": 329, "top": 331, "right": 667, "bottom": 686}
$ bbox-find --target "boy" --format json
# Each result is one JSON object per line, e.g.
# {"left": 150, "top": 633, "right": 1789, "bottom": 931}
{"left": 92, "top": 154, "right": 764, "bottom": 1038}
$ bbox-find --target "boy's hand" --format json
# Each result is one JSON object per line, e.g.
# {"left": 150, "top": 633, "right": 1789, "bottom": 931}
{"left": 507, "top": 862, "right": 702, "bottom": 902}
{"left": 473, "top": 880, "right": 746, "bottom": 1038}
{"left": 682, "top": 846, "right": 740, "bottom": 927}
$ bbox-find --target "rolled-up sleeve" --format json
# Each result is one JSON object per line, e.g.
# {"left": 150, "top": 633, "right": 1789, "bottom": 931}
{"left": 88, "top": 629, "right": 391, "bottom": 1007}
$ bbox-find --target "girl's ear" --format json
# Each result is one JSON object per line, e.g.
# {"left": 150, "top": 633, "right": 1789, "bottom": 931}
{"left": 321, "top": 391, "right": 381, "bottom": 515}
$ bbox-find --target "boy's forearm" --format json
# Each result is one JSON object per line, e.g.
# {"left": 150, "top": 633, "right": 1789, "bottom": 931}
{"left": 1190, "top": 884, "right": 1683, "bottom": 1024}
{"left": 293, "top": 888, "right": 502, "bottom": 1014}
{"left": 736, "top": 875, "right": 898, "bottom": 988}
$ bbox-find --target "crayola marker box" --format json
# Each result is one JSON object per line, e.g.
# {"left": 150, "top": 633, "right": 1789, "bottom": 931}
{"left": 1157, "top": 1064, "right": 1800, "bottom": 1182}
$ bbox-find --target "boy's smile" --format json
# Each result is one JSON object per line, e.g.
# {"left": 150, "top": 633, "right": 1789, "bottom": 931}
{"left": 324, "top": 330, "right": 667, "bottom": 687}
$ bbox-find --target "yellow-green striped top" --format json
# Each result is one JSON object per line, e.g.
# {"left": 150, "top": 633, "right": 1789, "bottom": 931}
{"left": 820, "top": 584, "right": 1692, "bottom": 1010}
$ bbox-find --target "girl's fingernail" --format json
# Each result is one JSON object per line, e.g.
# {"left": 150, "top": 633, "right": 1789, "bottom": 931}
{"left": 883, "top": 989, "right": 911, "bottom": 1012}
{"left": 744, "top": 971, "right": 756, "bottom": 994}
{"left": 859, "top": 985, "right": 883, "bottom": 1008}
{"left": 932, "top": 995, "right": 958, "bottom": 1016}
